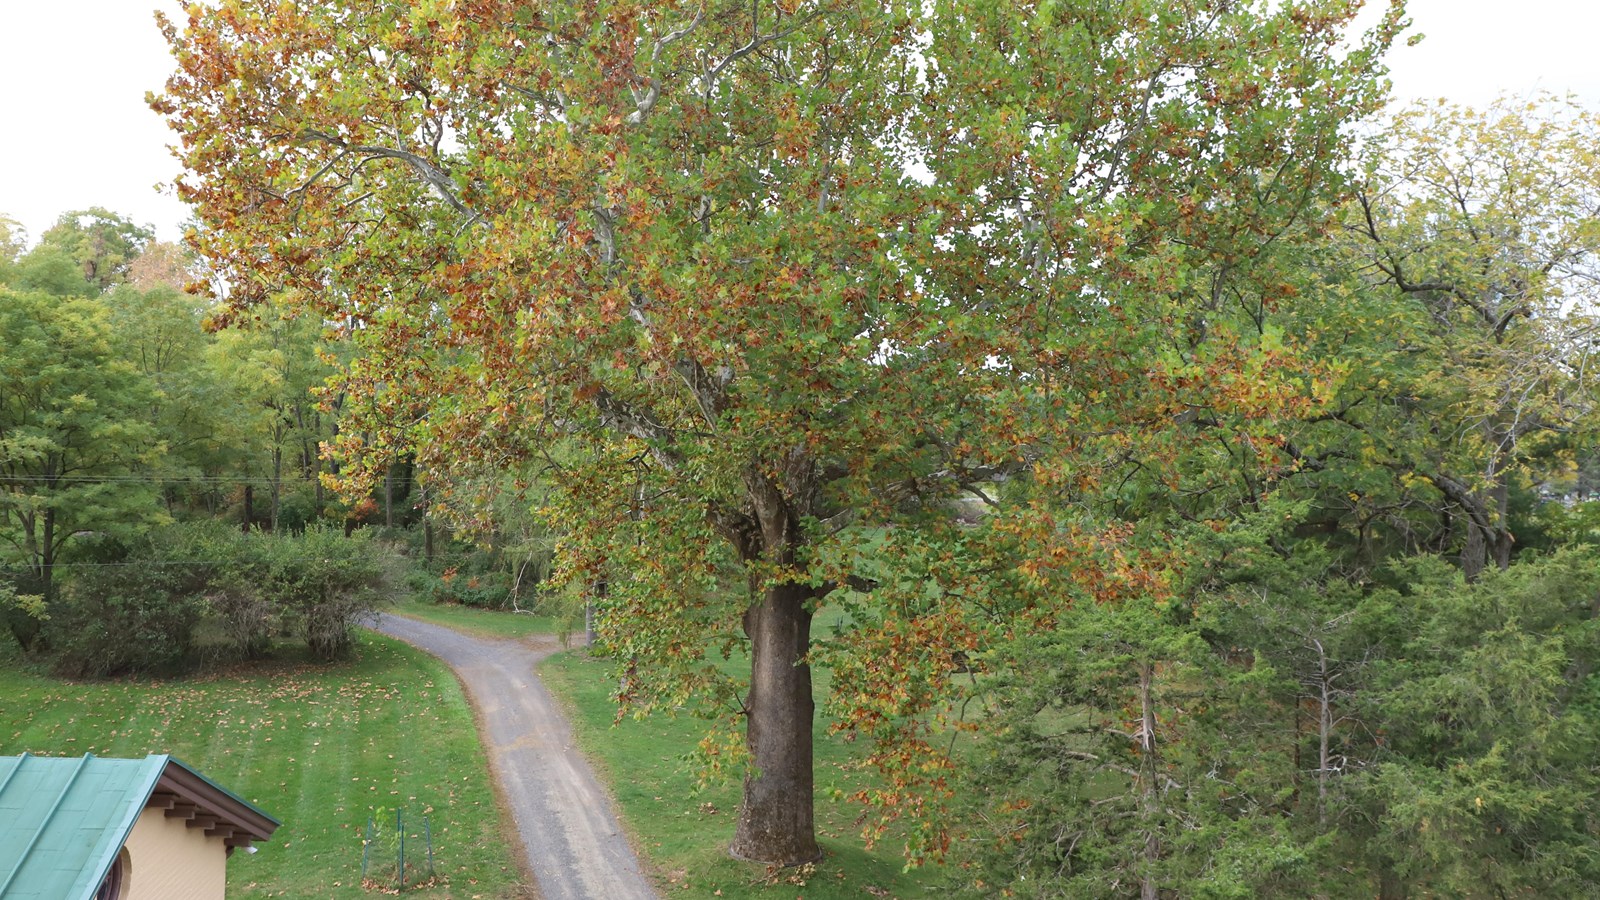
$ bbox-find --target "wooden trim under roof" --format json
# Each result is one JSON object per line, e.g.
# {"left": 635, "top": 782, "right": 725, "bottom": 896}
{"left": 145, "top": 758, "right": 280, "bottom": 854}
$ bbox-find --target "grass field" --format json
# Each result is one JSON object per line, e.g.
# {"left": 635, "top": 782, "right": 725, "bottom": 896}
{"left": 0, "top": 633, "right": 530, "bottom": 899}
{"left": 388, "top": 595, "right": 568, "bottom": 641}
{"left": 539, "top": 649, "right": 945, "bottom": 899}
{"left": 3, "top": 588, "right": 953, "bottom": 899}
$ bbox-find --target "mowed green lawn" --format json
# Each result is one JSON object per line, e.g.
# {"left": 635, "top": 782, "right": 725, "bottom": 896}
{"left": 387, "top": 595, "right": 567, "bottom": 642}
{"left": 0, "top": 633, "right": 529, "bottom": 899}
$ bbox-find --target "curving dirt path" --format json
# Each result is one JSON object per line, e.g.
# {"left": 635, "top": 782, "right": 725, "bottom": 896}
{"left": 367, "top": 614, "right": 657, "bottom": 900}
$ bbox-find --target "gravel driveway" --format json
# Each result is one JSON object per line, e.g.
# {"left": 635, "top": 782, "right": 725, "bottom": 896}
{"left": 367, "top": 614, "right": 657, "bottom": 900}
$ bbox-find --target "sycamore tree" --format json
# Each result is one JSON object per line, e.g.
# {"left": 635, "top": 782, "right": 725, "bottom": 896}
{"left": 158, "top": 0, "right": 1401, "bottom": 865}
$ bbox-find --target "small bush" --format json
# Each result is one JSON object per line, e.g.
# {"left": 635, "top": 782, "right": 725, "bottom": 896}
{"left": 276, "top": 489, "right": 319, "bottom": 534}
{"left": 176, "top": 524, "right": 276, "bottom": 659}
{"left": 419, "top": 567, "right": 515, "bottom": 609}
{"left": 405, "top": 534, "right": 548, "bottom": 610}
{"left": 47, "top": 549, "right": 206, "bottom": 678}
{"left": 133, "top": 521, "right": 274, "bottom": 660}
{"left": 256, "top": 526, "right": 387, "bottom": 660}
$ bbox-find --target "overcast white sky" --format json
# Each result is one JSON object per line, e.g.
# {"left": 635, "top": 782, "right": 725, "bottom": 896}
{"left": 2, "top": 0, "right": 1598, "bottom": 246}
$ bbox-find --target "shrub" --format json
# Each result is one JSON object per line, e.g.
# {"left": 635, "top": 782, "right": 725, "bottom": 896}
{"left": 406, "top": 534, "right": 550, "bottom": 610}
{"left": 32, "top": 522, "right": 389, "bottom": 672}
{"left": 164, "top": 522, "right": 389, "bottom": 662}
{"left": 135, "top": 521, "right": 275, "bottom": 660}
{"left": 46, "top": 543, "right": 206, "bottom": 677}
{"left": 0, "top": 575, "right": 47, "bottom": 653}
{"left": 257, "top": 526, "right": 387, "bottom": 660}
{"left": 420, "top": 566, "right": 515, "bottom": 609}
{"left": 274, "top": 482, "right": 323, "bottom": 534}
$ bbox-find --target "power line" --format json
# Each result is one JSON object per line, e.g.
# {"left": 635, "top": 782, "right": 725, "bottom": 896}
{"left": 1, "top": 548, "right": 536, "bottom": 570}
{"left": 0, "top": 474, "right": 337, "bottom": 486}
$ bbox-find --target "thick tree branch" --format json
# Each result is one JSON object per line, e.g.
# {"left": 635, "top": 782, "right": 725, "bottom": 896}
{"left": 673, "top": 355, "right": 733, "bottom": 429}
{"left": 627, "top": 6, "right": 706, "bottom": 124}
{"left": 593, "top": 387, "right": 684, "bottom": 473}
{"left": 298, "top": 130, "right": 483, "bottom": 225}
{"left": 702, "top": 1, "right": 819, "bottom": 99}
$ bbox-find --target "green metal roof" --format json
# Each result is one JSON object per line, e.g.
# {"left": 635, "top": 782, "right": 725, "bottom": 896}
{"left": 0, "top": 753, "right": 165, "bottom": 900}
{"left": 0, "top": 753, "right": 281, "bottom": 900}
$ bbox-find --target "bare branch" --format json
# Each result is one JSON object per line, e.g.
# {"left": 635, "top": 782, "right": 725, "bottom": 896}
{"left": 702, "top": 2, "right": 819, "bottom": 99}
{"left": 298, "top": 129, "right": 484, "bottom": 226}
{"left": 627, "top": 6, "right": 706, "bottom": 125}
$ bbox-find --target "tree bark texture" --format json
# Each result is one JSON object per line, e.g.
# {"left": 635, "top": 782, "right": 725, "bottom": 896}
{"left": 1458, "top": 477, "right": 1513, "bottom": 581}
{"left": 729, "top": 579, "right": 820, "bottom": 865}
{"left": 270, "top": 446, "right": 283, "bottom": 531}
{"left": 39, "top": 508, "right": 54, "bottom": 599}
{"left": 725, "top": 453, "right": 823, "bottom": 866}
{"left": 1313, "top": 637, "right": 1334, "bottom": 825}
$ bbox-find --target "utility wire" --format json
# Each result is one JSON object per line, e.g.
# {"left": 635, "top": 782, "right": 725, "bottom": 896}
{"left": 1, "top": 474, "right": 344, "bottom": 485}
{"left": 2, "top": 548, "right": 539, "bottom": 570}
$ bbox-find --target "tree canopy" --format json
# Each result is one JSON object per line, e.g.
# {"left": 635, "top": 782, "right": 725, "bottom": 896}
{"left": 0, "top": 212, "right": 351, "bottom": 656}
{"left": 1335, "top": 97, "right": 1600, "bottom": 577}
{"left": 156, "top": 0, "right": 1408, "bottom": 866}
{"left": 0, "top": 285, "right": 164, "bottom": 643}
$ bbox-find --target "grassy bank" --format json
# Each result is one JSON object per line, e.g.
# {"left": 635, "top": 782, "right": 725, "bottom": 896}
{"left": 387, "top": 595, "right": 567, "bottom": 641}
{"left": 540, "top": 650, "right": 942, "bottom": 899}
{"left": 0, "top": 633, "right": 529, "bottom": 899}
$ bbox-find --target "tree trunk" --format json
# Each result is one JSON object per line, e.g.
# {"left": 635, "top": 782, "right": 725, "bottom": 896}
{"left": 26, "top": 507, "right": 58, "bottom": 606}
{"left": 19, "top": 510, "right": 40, "bottom": 590}
{"left": 1378, "top": 865, "right": 1408, "bottom": 900}
{"left": 270, "top": 446, "right": 283, "bottom": 531}
{"left": 1489, "top": 479, "right": 1512, "bottom": 571}
{"left": 718, "top": 453, "right": 824, "bottom": 866}
{"left": 242, "top": 483, "right": 254, "bottom": 533}
{"left": 729, "top": 579, "right": 821, "bottom": 866}
{"left": 1138, "top": 662, "right": 1160, "bottom": 900}
{"left": 1314, "top": 638, "right": 1333, "bottom": 824}
{"left": 4, "top": 511, "right": 46, "bottom": 650}
{"left": 1459, "top": 481, "right": 1513, "bottom": 580}
{"left": 311, "top": 411, "right": 326, "bottom": 518}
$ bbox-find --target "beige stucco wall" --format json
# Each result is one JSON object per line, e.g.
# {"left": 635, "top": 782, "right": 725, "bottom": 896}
{"left": 120, "top": 806, "right": 228, "bottom": 900}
